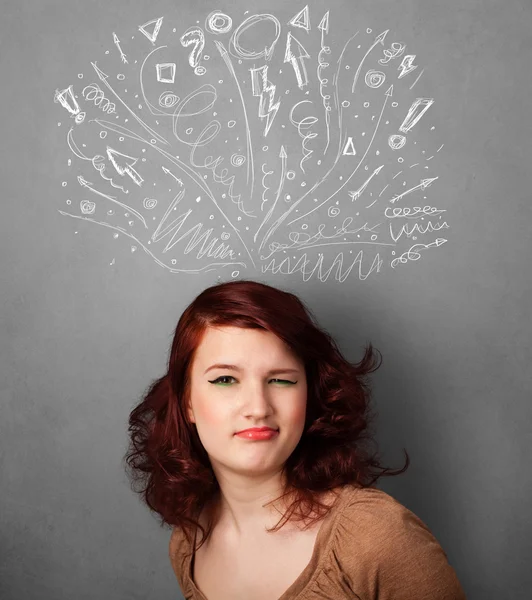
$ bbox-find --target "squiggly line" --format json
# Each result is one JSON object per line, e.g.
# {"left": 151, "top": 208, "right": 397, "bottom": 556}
{"left": 67, "top": 127, "right": 128, "bottom": 194}
{"left": 58, "top": 211, "right": 246, "bottom": 273}
{"left": 82, "top": 84, "right": 116, "bottom": 113}
{"left": 260, "top": 217, "right": 386, "bottom": 260}
{"left": 261, "top": 251, "right": 383, "bottom": 282}
{"left": 390, "top": 238, "right": 447, "bottom": 268}
{"left": 289, "top": 100, "right": 318, "bottom": 173}
{"left": 259, "top": 31, "right": 359, "bottom": 254}
{"left": 261, "top": 163, "right": 274, "bottom": 211}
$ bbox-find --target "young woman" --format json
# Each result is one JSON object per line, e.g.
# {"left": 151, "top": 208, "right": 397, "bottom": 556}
{"left": 124, "top": 279, "right": 466, "bottom": 599}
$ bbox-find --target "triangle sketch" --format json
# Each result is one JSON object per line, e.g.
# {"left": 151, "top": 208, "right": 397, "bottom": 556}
{"left": 342, "top": 137, "right": 357, "bottom": 156}
{"left": 288, "top": 5, "right": 310, "bottom": 32}
{"left": 138, "top": 17, "right": 164, "bottom": 44}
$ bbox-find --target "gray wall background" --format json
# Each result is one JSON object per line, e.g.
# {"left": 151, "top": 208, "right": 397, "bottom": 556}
{"left": 1, "top": 0, "right": 531, "bottom": 598}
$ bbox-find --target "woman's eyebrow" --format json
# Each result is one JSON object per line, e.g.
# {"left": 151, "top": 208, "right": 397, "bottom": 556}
{"left": 203, "top": 364, "right": 300, "bottom": 375}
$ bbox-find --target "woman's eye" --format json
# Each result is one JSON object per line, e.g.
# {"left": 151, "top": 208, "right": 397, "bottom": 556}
{"left": 208, "top": 377, "right": 296, "bottom": 386}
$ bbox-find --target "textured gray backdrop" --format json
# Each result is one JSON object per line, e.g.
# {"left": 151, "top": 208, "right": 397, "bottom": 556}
{"left": 1, "top": 0, "right": 531, "bottom": 598}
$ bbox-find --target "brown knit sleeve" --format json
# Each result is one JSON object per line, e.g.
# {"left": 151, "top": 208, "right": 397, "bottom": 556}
{"left": 333, "top": 487, "right": 467, "bottom": 599}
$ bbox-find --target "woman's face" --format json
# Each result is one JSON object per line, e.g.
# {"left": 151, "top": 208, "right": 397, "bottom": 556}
{"left": 187, "top": 326, "right": 308, "bottom": 481}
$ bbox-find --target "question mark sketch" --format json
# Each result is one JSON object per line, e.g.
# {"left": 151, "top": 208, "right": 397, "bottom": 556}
{"left": 180, "top": 27, "right": 206, "bottom": 76}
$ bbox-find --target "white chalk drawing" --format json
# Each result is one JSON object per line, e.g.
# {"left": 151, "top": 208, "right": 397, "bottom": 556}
{"left": 113, "top": 32, "right": 128, "bottom": 64}
{"left": 317, "top": 11, "right": 332, "bottom": 154}
{"left": 288, "top": 6, "right": 311, "bottom": 33}
{"left": 156, "top": 63, "right": 176, "bottom": 83}
{"left": 250, "top": 65, "right": 280, "bottom": 136}
{"left": 205, "top": 11, "right": 233, "bottom": 35}
{"left": 139, "top": 17, "right": 163, "bottom": 45}
{"left": 54, "top": 8, "right": 449, "bottom": 281}
{"left": 180, "top": 27, "right": 206, "bottom": 76}
{"left": 284, "top": 32, "right": 310, "bottom": 89}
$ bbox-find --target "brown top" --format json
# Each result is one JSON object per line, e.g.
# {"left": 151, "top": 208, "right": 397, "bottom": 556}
{"left": 169, "top": 484, "right": 466, "bottom": 599}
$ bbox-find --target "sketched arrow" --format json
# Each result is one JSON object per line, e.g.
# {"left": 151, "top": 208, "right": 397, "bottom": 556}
{"left": 290, "top": 85, "right": 394, "bottom": 225}
{"left": 254, "top": 145, "right": 287, "bottom": 248}
{"left": 284, "top": 33, "right": 310, "bottom": 89}
{"left": 106, "top": 147, "right": 144, "bottom": 186}
{"left": 351, "top": 29, "right": 389, "bottom": 93}
{"left": 91, "top": 62, "right": 168, "bottom": 146}
{"left": 349, "top": 165, "right": 384, "bottom": 201}
{"left": 318, "top": 11, "right": 330, "bottom": 47}
{"left": 162, "top": 166, "right": 183, "bottom": 186}
{"left": 113, "top": 32, "right": 128, "bottom": 64}
{"left": 77, "top": 175, "right": 147, "bottom": 228}
{"left": 389, "top": 177, "right": 439, "bottom": 203}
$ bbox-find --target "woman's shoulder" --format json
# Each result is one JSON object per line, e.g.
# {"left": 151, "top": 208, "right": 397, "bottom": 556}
{"left": 331, "top": 485, "right": 466, "bottom": 599}
{"left": 336, "top": 484, "right": 442, "bottom": 548}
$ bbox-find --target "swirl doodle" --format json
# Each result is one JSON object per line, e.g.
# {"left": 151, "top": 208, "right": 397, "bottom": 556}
{"left": 53, "top": 8, "right": 447, "bottom": 281}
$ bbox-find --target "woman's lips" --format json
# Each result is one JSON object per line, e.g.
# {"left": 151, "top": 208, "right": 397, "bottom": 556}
{"left": 235, "top": 429, "right": 279, "bottom": 440}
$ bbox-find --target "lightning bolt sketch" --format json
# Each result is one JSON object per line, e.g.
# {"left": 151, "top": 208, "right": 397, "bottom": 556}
{"left": 250, "top": 65, "right": 280, "bottom": 137}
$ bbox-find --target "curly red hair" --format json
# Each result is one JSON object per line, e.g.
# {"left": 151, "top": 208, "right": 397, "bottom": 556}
{"left": 124, "top": 279, "right": 409, "bottom": 550}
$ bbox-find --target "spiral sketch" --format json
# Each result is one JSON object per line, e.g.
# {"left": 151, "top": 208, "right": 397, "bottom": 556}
{"left": 53, "top": 6, "right": 448, "bottom": 282}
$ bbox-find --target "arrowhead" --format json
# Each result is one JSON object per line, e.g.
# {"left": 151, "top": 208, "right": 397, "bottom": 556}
{"left": 375, "top": 29, "right": 389, "bottom": 45}
{"left": 421, "top": 177, "right": 438, "bottom": 188}
{"left": 318, "top": 11, "right": 330, "bottom": 34}
{"left": 279, "top": 145, "right": 287, "bottom": 158}
{"left": 284, "top": 32, "right": 310, "bottom": 61}
{"left": 385, "top": 85, "right": 394, "bottom": 97}
{"left": 162, "top": 166, "right": 170, "bottom": 174}
{"left": 113, "top": 32, "right": 119, "bottom": 42}
{"left": 91, "top": 62, "right": 108, "bottom": 81}
{"left": 434, "top": 238, "right": 447, "bottom": 246}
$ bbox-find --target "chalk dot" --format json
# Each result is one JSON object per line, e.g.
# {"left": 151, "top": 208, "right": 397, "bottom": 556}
{"left": 78, "top": 74, "right": 83, "bottom": 78}
{"left": 317, "top": 160, "right": 322, "bottom": 165}
{"left": 285, "top": 194, "right": 291, "bottom": 200}
{"left": 204, "top": 56, "right": 210, "bottom": 60}
{"left": 345, "top": 65, "right": 350, "bottom": 69}
{"left": 357, "top": 45, "right": 361, "bottom": 48}
{"left": 287, "top": 171, "right": 296, "bottom": 180}
{"left": 57, "top": 122, "right": 61, "bottom": 126}
{"left": 364, "top": 102, "right": 370, "bottom": 108}
{"left": 129, "top": 221, "right": 134, "bottom": 226}
{"left": 142, "top": 148, "right": 146, "bottom": 152}
{"left": 228, "top": 120, "right": 236, "bottom": 128}
{"left": 285, "top": 90, "right": 290, "bottom": 94}
{"left": 362, "top": 132, "right": 366, "bottom": 136}
{"left": 113, "top": 233, "right": 119, "bottom": 238}
{"left": 119, "top": 137, "right": 124, "bottom": 141}
{"left": 398, "top": 157, "right": 404, "bottom": 163}
{"left": 341, "top": 100, "right": 350, "bottom": 108}
{"left": 371, "top": 235, "right": 377, "bottom": 241}
{"left": 262, "top": 146, "right": 268, "bottom": 151}
{"left": 186, "top": 127, "right": 193, "bottom": 134}
{"left": 66, "top": 199, "right": 71, "bottom": 205}
{"left": 376, "top": 150, "right": 380, "bottom": 155}
{"left": 100, "top": 131, "right": 107, "bottom": 139}
{"left": 142, "top": 158, "right": 146, "bottom": 162}
{"left": 117, "top": 74, "right": 125, "bottom": 80}
{"left": 62, "top": 182, "right": 67, "bottom": 187}
{"left": 218, "top": 79, "right": 223, "bottom": 83}
{"left": 367, "top": 28, "right": 372, "bottom": 33}
{"left": 301, "top": 182, "right": 307, "bottom": 187}
{"left": 355, "top": 114, "right": 359, "bottom": 118}
{"left": 172, "top": 259, "right": 177, "bottom": 264}
{"left": 173, "top": 28, "right": 176, "bottom": 32}
{"left": 138, "top": 104, "right": 142, "bottom": 109}
{"left": 105, "top": 50, "right": 109, "bottom": 54}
